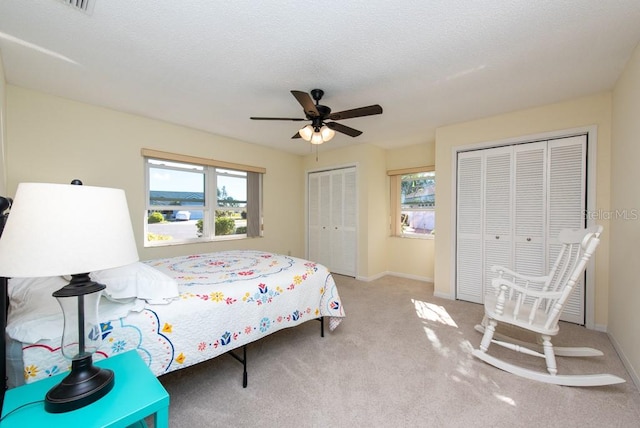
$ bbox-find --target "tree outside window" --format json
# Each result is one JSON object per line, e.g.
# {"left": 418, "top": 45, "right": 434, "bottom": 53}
{"left": 144, "top": 157, "right": 262, "bottom": 246}
{"left": 389, "top": 168, "right": 435, "bottom": 238}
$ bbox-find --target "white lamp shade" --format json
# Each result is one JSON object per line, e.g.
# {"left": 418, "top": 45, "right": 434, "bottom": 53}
{"left": 0, "top": 182, "right": 139, "bottom": 277}
{"left": 310, "top": 132, "right": 324, "bottom": 145}
{"left": 320, "top": 125, "right": 335, "bottom": 142}
{"left": 299, "top": 125, "right": 314, "bottom": 141}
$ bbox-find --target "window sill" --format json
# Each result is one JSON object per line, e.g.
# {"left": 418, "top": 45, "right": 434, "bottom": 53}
{"left": 391, "top": 234, "right": 435, "bottom": 240}
{"left": 145, "top": 234, "right": 260, "bottom": 248}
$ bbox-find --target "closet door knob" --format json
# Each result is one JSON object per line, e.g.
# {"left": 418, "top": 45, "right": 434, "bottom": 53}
{"left": 495, "top": 236, "right": 500, "bottom": 239}
{"left": 527, "top": 237, "right": 532, "bottom": 242}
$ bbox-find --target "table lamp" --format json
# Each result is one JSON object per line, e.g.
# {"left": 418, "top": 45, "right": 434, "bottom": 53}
{"left": 0, "top": 196, "right": 11, "bottom": 413}
{"left": 0, "top": 180, "right": 139, "bottom": 413}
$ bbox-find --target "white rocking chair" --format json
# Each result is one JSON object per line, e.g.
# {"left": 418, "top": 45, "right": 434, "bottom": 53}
{"left": 472, "top": 226, "right": 625, "bottom": 386}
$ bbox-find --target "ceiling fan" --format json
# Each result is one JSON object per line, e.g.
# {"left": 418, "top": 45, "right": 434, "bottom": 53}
{"left": 250, "top": 89, "right": 383, "bottom": 144}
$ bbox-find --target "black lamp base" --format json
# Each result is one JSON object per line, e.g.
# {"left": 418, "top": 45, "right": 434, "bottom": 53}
{"left": 45, "top": 354, "right": 115, "bottom": 413}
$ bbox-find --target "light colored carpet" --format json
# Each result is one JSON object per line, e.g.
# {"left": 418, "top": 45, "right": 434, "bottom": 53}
{"left": 152, "top": 275, "right": 640, "bottom": 427}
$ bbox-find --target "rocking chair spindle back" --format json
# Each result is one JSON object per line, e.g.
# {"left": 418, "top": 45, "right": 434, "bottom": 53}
{"left": 472, "top": 225, "right": 625, "bottom": 386}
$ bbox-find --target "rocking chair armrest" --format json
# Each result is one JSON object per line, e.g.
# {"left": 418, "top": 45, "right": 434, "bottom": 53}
{"left": 491, "top": 265, "right": 550, "bottom": 283}
{"left": 493, "top": 277, "right": 563, "bottom": 300}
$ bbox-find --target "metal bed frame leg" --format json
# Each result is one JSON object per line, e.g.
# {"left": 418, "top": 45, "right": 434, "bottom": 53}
{"left": 318, "top": 316, "right": 324, "bottom": 337}
{"left": 227, "top": 317, "right": 324, "bottom": 388}
{"left": 228, "top": 345, "right": 248, "bottom": 388}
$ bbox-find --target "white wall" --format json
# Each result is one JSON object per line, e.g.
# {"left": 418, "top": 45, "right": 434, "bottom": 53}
{"left": 609, "top": 40, "right": 640, "bottom": 386}
{"left": 434, "top": 93, "right": 613, "bottom": 328}
{"left": 5, "top": 85, "right": 305, "bottom": 261}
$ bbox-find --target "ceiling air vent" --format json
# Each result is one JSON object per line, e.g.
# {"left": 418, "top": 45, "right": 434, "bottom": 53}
{"left": 58, "top": 0, "right": 96, "bottom": 15}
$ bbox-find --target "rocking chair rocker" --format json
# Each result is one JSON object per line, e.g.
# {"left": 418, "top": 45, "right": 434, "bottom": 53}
{"left": 472, "top": 226, "right": 625, "bottom": 386}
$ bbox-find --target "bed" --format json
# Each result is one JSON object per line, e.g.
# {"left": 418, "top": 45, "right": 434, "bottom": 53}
{"left": 1, "top": 241, "right": 345, "bottom": 395}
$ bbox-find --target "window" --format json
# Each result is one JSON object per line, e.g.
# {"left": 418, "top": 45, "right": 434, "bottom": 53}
{"left": 143, "top": 149, "right": 264, "bottom": 246}
{"left": 389, "top": 167, "right": 435, "bottom": 238}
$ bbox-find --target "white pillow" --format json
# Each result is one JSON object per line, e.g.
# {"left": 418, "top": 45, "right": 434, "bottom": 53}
{"left": 90, "top": 262, "right": 179, "bottom": 304}
{"left": 6, "top": 276, "right": 144, "bottom": 344}
{"left": 7, "top": 276, "right": 67, "bottom": 343}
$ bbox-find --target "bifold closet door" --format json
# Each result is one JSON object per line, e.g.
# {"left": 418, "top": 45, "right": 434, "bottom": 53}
{"left": 308, "top": 173, "right": 331, "bottom": 270}
{"left": 456, "top": 147, "right": 514, "bottom": 303}
{"left": 308, "top": 167, "right": 357, "bottom": 277}
{"left": 455, "top": 135, "right": 587, "bottom": 324}
{"left": 483, "top": 146, "right": 514, "bottom": 295}
{"left": 513, "top": 141, "right": 547, "bottom": 280}
{"left": 546, "top": 136, "right": 587, "bottom": 324}
{"left": 456, "top": 151, "right": 484, "bottom": 303}
{"left": 329, "top": 168, "right": 357, "bottom": 276}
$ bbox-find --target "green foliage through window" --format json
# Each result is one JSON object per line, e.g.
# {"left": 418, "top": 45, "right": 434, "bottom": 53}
{"left": 398, "top": 171, "right": 435, "bottom": 237}
{"left": 215, "top": 217, "right": 236, "bottom": 235}
{"left": 147, "top": 212, "right": 164, "bottom": 223}
{"left": 145, "top": 157, "right": 262, "bottom": 246}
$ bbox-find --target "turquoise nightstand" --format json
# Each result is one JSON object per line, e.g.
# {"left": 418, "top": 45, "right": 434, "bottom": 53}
{"left": 1, "top": 350, "right": 169, "bottom": 427}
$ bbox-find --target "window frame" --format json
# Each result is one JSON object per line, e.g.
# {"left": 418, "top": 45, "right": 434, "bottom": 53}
{"left": 388, "top": 166, "right": 435, "bottom": 239}
{"left": 143, "top": 149, "right": 264, "bottom": 247}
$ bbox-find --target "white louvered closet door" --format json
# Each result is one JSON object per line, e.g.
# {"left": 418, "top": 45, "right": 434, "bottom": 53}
{"left": 483, "top": 147, "right": 513, "bottom": 296}
{"left": 308, "top": 172, "right": 332, "bottom": 269}
{"left": 307, "top": 173, "right": 322, "bottom": 265}
{"left": 319, "top": 173, "right": 333, "bottom": 269}
{"left": 547, "top": 135, "right": 587, "bottom": 324}
{"left": 456, "top": 134, "right": 588, "bottom": 324}
{"left": 456, "top": 152, "right": 484, "bottom": 303}
{"left": 307, "top": 167, "right": 357, "bottom": 277}
{"left": 513, "top": 142, "right": 547, "bottom": 281}
{"left": 337, "top": 168, "right": 357, "bottom": 276}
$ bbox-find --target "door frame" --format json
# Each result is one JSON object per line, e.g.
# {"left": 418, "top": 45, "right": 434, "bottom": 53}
{"left": 450, "top": 125, "right": 598, "bottom": 329}
{"left": 305, "top": 163, "right": 359, "bottom": 277}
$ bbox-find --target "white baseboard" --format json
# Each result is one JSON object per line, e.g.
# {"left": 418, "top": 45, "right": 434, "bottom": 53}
{"left": 386, "top": 271, "right": 433, "bottom": 283}
{"left": 593, "top": 323, "right": 608, "bottom": 333}
{"left": 433, "top": 291, "right": 454, "bottom": 300}
{"left": 608, "top": 332, "right": 640, "bottom": 390}
{"left": 355, "top": 272, "right": 387, "bottom": 282}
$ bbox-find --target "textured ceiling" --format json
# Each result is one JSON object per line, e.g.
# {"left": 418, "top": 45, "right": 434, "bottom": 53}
{"left": 1, "top": 1, "right": 640, "bottom": 156}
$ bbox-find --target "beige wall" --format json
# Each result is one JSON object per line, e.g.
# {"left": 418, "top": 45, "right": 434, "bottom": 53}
{"left": 5, "top": 85, "right": 305, "bottom": 261}
{"left": 386, "top": 142, "right": 436, "bottom": 281}
{"left": 363, "top": 145, "right": 389, "bottom": 279}
{"left": 4, "top": 84, "right": 435, "bottom": 283}
{"left": 610, "top": 41, "right": 640, "bottom": 385}
{"left": 302, "top": 144, "right": 389, "bottom": 280}
{"left": 434, "top": 93, "right": 613, "bottom": 328}
{"left": 301, "top": 142, "right": 435, "bottom": 281}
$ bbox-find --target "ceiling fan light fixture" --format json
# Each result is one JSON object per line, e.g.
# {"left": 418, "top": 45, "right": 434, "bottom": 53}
{"left": 320, "top": 125, "right": 335, "bottom": 142}
{"left": 299, "top": 124, "right": 314, "bottom": 141}
{"left": 251, "top": 89, "right": 383, "bottom": 146}
{"left": 310, "top": 132, "right": 324, "bottom": 145}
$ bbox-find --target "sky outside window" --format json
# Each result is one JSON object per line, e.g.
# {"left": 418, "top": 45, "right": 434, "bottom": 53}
{"left": 148, "top": 161, "right": 246, "bottom": 200}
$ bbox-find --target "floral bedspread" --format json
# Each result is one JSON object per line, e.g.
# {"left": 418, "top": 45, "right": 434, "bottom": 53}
{"left": 20, "top": 251, "right": 345, "bottom": 384}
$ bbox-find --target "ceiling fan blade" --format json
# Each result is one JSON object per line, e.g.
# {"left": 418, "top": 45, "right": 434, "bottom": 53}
{"left": 291, "top": 90, "right": 320, "bottom": 117}
{"left": 329, "top": 104, "right": 383, "bottom": 121}
{"left": 326, "top": 122, "right": 363, "bottom": 137}
{"left": 250, "top": 116, "right": 307, "bottom": 121}
{"left": 292, "top": 132, "right": 302, "bottom": 139}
